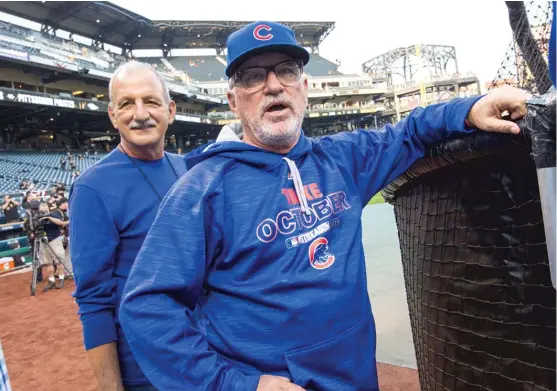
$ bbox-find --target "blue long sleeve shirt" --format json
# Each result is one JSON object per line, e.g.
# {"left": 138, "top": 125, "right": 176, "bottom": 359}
{"left": 120, "top": 96, "right": 482, "bottom": 391}
{"left": 68, "top": 148, "right": 187, "bottom": 386}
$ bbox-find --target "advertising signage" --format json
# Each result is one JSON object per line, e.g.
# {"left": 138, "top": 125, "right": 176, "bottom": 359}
{"left": 0, "top": 88, "right": 212, "bottom": 124}
{"left": 0, "top": 87, "right": 108, "bottom": 112}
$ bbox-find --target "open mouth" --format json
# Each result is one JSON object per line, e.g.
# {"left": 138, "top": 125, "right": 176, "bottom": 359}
{"left": 265, "top": 104, "right": 289, "bottom": 115}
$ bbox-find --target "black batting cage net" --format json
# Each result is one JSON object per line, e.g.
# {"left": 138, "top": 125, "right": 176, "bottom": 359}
{"left": 381, "top": 1, "right": 556, "bottom": 390}
{"left": 491, "top": 1, "right": 553, "bottom": 93}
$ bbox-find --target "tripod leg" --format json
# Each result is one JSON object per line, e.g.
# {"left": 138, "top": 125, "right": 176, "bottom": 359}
{"left": 30, "top": 238, "right": 40, "bottom": 296}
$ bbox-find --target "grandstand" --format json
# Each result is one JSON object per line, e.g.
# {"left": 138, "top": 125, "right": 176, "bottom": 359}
{"left": 0, "top": 1, "right": 482, "bottom": 142}
{"left": 0, "top": 151, "right": 105, "bottom": 194}
{"left": 142, "top": 53, "right": 342, "bottom": 83}
{"left": 0, "top": 2, "right": 485, "bottom": 258}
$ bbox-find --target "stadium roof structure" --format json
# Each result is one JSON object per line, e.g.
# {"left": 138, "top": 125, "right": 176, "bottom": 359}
{"left": 0, "top": 1, "right": 335, "bottom": 54}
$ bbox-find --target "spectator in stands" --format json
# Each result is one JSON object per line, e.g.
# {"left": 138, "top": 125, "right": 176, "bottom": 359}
{"left": 69, "top": 60, "right": 192, "bottom": 391}
{"left": 1, "top": 195, "right": 20, "bottom": 223}
{"left": 119, "top": 21, "right": 530, "bottom": 391}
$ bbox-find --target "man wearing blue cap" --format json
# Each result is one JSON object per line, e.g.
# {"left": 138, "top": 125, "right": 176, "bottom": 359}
{"left": 120, "top": 21, "right": 529, "bottom": 391}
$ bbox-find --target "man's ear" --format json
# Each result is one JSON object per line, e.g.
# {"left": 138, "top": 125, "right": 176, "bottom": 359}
{"left": 302, "top": 74, "right": 309, "bottom": 105}
{"left": 108, "top": 105, "right": 118, "bottom": 129}
{"left": 168, "top": 100, "right": 177, "bottom": 124}
{"left": 227, "top": 89, "right": 238, "bottom": 117}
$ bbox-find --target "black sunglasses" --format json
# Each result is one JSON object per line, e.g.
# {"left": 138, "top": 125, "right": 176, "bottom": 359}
{"left": 232, "top": 60, "right": 303, "bottom": 90}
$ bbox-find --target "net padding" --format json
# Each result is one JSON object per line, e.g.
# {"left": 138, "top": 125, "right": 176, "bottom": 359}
{"left": 381, "top": 98, "right": 556, "bottom": 390}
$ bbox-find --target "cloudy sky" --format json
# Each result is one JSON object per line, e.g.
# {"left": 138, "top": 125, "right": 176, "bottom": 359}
{"left": 110, "top": 0, "right": 517, "bottom": 84}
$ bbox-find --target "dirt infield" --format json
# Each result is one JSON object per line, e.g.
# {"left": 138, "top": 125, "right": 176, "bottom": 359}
{"left": 0, "top": 271, "right": 420, "bottom": 391}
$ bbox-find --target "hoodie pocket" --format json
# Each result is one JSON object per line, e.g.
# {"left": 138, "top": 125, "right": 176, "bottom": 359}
{"left": 284, "top": 313, "right": 379, "bottom": 391}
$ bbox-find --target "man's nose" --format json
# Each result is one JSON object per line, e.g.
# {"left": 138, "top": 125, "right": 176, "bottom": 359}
{"left": 133, "top": 101, "right": 150, "bottom": 121}
{"left": 264, "top": 71, "right": 284, "bottom": 94}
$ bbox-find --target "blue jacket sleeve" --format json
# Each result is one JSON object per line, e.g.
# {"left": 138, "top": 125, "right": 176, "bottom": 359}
{"left": 69, "top": 184, "right": 119, "bottom": 350}
{"left": 319, "top": 96, "right": 482, "bottom": 205}
{"left": 119, "top": 172, "right": 261, "bottom": 391}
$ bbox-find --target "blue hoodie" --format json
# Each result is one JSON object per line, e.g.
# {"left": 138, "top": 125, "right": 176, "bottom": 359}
{"left": 120, "top": 96, "right": 481, "bottom": 391}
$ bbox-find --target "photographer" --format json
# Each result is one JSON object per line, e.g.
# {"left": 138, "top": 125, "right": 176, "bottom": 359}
{"left": 2, "top": 195, "right": 20, "bottom": 223}
{"left": 23, "top": 192, "right": 40, "bottom": 210}
{"left": 38, "top": 199, "right": 69, "bottom": 291}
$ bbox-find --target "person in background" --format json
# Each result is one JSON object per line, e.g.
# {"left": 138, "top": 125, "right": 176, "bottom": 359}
{"left": 38, "top": 201, "right": 67, "bottom": 291}
{"left": 1, "top": 196, "right": 20, "bottom": 224}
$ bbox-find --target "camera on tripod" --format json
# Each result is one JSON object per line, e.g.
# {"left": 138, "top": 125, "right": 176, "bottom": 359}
{"left": 24, "top": 201, "right": 48, "bottom": 238}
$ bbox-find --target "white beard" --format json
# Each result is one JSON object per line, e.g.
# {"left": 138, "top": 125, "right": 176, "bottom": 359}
{"left": 244, "top": 111, "right": 302, "bottom": 150}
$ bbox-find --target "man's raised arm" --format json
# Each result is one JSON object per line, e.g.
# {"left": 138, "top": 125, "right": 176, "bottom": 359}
{"left": 320, "top": 87, "right": 527, "bottom": 205}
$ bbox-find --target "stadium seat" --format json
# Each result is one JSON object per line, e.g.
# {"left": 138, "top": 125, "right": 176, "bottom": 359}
{"left": 0, "top": 152, "right": 107, "bottom": 194}
{"left": 164, "top": 56, "right": 227, "bottom": 82}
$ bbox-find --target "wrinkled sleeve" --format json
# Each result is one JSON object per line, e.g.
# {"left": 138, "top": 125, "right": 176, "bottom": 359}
{"left": 69, "top": 184, "right": 119, "bottom": 350}
{"left": 321, "top": 96, "right": 482, "bottom": 205}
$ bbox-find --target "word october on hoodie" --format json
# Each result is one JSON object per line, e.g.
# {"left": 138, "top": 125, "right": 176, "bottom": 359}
{"left": 120, "top": 96, "right": 481, "bottom": 391}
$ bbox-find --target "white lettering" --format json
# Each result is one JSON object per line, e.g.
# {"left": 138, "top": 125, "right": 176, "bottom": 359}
{"left": 53, "top": 98, "right": 75, "bottom": 108}
{"left": 15, "top": 94, "right": 75, "bottom": 108}
{"left": 17, "top": 94, "right": 53, "bottom": 106}
{"left": 256, "top": 190, "right": 351, "bottom": 244}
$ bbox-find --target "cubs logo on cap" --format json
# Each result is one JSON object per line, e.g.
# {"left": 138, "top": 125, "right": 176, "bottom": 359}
{"left": 225, "top": 21, "right": 310, "bottom": 77}
{"left": 253, "top": 24, "right": 273, "bottom": 41}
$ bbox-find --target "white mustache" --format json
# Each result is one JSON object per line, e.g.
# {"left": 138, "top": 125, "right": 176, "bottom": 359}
{"left": 130, "top": 120, "right": 156, "bottom": 129}
{"left": 259, "top": 96, "right": 294, "bottom": 116}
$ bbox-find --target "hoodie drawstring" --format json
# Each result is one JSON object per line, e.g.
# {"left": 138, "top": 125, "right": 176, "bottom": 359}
{"left": 282, "top": 157, "right": 311, "bottom": 216}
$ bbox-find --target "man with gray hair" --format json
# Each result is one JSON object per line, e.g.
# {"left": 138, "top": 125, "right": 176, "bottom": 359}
{"left": 120, "top": 21, "right": 529, "bottom": 391}
{"left": 69, "top": 60, "right": 188, "bottom": 391}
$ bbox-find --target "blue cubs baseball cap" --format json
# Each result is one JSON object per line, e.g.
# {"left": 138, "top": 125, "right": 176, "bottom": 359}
{"left": 225, "top": 21, "right": 310, "bottom": 78}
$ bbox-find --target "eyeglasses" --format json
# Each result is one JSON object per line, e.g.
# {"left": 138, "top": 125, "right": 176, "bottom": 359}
{"left": 232, "top": 60, "right": 303, "bottom": 90}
